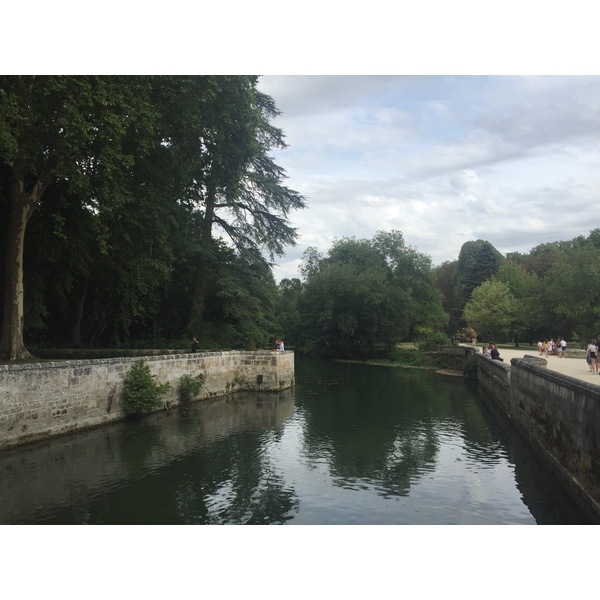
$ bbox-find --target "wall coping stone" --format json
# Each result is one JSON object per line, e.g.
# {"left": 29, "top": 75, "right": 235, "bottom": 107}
{"left": 510, "top": 357, "right": 600, "bottom": 398}
{"left": 0, "top": 350, "right": 292, "bottom": 373}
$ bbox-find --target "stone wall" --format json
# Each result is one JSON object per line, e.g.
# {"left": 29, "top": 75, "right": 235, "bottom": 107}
{"left": 475, "top": 352, "right": 600, "bottom": 522}
{"left": 0, "top": 350, "right": 294, "bottom": 450}
{"left": 0, "top": 389, "right": 295, "bottom": 524}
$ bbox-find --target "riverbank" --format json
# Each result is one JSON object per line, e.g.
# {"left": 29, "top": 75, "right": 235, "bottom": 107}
{"left": 474, "top": 349, "right": 600, "bottom": 523}
{"left": 0, "top": 350, "right": 295, "bottom": 450}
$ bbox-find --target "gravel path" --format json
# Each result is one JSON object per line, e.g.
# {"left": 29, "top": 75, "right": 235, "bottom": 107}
{"left": 475, "top": 346, "right": 599, "bottom": 385}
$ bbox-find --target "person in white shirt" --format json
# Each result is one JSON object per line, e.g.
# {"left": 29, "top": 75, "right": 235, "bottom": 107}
{"left": 558, "top": 338, "right": 567, "bottom": 358}
{"left": 587, "top": 340, "right": 598, "bottom": 374}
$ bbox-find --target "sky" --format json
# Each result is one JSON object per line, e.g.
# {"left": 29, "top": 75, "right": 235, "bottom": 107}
{"left": 5, "top": 3, "right": 600, "bottom": 287}
{"left": 258, "top": 75, "right": 600, "bottom": 282}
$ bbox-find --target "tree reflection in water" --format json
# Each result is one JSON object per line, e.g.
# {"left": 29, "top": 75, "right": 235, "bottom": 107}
{"left": 0, "top": 359, "right": 591, "bottom": 524}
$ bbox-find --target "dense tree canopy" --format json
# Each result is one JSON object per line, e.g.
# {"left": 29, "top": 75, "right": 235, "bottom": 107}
{"left": 462, "top": 279, "right": 519, "bottom": 341}
{"left": 2, "top": 76, "right": 600, "bottom": 359}
{"left": 0, "top": 76, "right": 304, "bottom": 359}
{"left": 295, "top": 232, "right": 447, "bottom": 358}
{"left": 459, "top": 230, "right": 600, "bottom": 345}
{"left": 451, "top": 239, "right": 504, "bottom": 312}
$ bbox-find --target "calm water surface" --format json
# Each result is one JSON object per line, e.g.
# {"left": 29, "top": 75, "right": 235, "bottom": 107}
{"left": 0, "top": 358, "right": 590, "bottom": 524}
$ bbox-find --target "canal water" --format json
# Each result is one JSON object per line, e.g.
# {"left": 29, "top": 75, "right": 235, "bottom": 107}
{"left": 0, "top": 357, "right": 591, "bottom": 524}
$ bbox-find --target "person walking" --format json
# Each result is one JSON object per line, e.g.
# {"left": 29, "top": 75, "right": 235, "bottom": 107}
{"left": 558, "top": 338, "right": 566, "bottom": 358}
{"left": 587, "top": 339, "right": 598, "bottom": 374}
{"left": 191, "top": 337, "right": 198, "bottom": 353}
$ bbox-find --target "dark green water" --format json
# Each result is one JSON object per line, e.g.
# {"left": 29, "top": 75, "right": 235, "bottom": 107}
{"left": 0, "top": 358, "right": 591, "bottom": 524}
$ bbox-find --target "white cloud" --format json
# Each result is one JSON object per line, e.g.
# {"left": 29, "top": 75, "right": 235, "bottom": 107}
{"left": 262, "top": 76, "right": 600, "bottom": 282}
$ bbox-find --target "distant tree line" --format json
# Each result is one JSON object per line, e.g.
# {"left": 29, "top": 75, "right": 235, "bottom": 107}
{"left": 277, "top": 231, "right": 448, "bottom": 358}
{"left": 435, "top": 231, "right": 600, "bottom": 346}
{"left": 2, "top": 76, "right": 598, "bottom": 360}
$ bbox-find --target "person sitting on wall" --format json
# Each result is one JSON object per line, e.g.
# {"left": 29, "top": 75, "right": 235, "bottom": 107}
{"left": 490, "top": 343, "right": 504, "bottom": 362}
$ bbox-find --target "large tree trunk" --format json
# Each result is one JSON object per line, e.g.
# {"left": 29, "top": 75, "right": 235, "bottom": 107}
{"left": 70, "top": 275, "right": 90, "bottom": 348}
{"left": 1, "top": 197, "right": 34, "bottom": 359}
{"left": 187, "top": 187, "right": 216, "bottom": 334}
{"left": 0, "top": 170, "right": 52, "bottom": 360}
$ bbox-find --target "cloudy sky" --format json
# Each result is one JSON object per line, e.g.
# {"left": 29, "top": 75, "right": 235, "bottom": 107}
{"left": 6, "top": 4, "right": 599, "bottom": 288}
{"left": 257, "top": 75, "right": 600, "bottom": 282}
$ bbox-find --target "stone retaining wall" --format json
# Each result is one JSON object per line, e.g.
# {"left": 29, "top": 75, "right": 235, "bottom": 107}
{"left": 0, "top": 350, "right": 294, "bottom": 450}
{"left": 475, "top": 352, "right": 600, "bottom": 522}
{"left": 0, "top": 389, "right": 295, "bottom": 524}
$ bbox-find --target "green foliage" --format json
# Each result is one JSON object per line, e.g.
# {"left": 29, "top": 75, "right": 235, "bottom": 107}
{"left": 463, "top": 279, "right": 519, "bottom": 341}
{"left": 434, "top": 260, "right": 459, "bottom": 331}
{"left": 463, "top": 354, "right": 478, "bottom": 385}
{"left": 542, "top": 245, "right": 600, "bottom": 341}
{"left": 451, "top": 240, "right": 504, "bottom": 327}
{"left": 454, "top": 326, "right": 478, "bottom": 343}
{"left": 297, "top": 231, "right": 447, "bottom": 358}
{"left": 419, "top": 332, "right": 450, "bottom": 351}
{"left": 8, "top": 76, "right": 600, "bottom": 357}
{"left": 122, "top": 360, "right": 171, "bottom": 415}
{"left": 387, "top": 346, "right": 426, "bottom": 366}
{"left": 494, "top": 260, "right": 543, "bottom": 339}
{"left": 1, "top": 75, "right": 305, "bottom": 359}
{"left": 179, "top": 371, "right": 207, "bottom": 403}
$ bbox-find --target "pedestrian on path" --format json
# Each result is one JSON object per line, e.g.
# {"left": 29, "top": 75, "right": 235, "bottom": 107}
{"left": 587, "top": 340, "right": 598, "bottom": 374}
{"left": 558, "top": 338, "right": 566, "bottom": 358}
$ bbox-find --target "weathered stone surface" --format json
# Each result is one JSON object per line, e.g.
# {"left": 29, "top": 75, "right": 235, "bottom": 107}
{"left": 476, "top": 353, "right": 600, "bottom": 523}
{"left": 0, "top": 350, "right": 294, "bottom": 450}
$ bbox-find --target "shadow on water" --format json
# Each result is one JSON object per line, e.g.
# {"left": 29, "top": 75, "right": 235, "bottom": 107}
{"left": 0, "top": 391, "right": 298, "bottom": 524}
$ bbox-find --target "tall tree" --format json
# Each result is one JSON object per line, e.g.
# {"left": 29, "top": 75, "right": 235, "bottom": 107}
{"left": 543, "top": 245, "right": 600, "bottom": 341}
{"left": 298, "top": 232, "right": 446, "bottom": 357}
{"left": 154, "top": 76, "right": 305, "bottom": 334}
{"left": 451, "top": 239, "right": 503, "bottom": 325}
{"left": 1, "top": 76, "right": 303, "bottom": 357}
{"left": 434, "top": 260, "right": 459, "bottom": 333}
{"left": 494, "top": 260, "right": 543, "bottom": 342}
{"left": 463, "top": 279, "right": 520, "bottom": 341}
{"left": 0, "top": 76, "right": 156, "bottom": 359}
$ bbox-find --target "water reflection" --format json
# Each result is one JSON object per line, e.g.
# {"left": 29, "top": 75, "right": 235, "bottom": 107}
{"left": 0, "top": 359, "right": 591, "bottom": 524}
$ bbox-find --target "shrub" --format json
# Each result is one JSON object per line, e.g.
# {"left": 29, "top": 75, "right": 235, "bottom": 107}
{"left": 387, "top": 346, "right": 425, "bottom": 366}
{"left": 420, "top": 332, "right": 450, "bottom": 352}
{"left": 179, "top": 372, "right": 207, "bottom": 403}
{"left": 122, "top": 359, "right": 171, "bottom": 415}
{"left": 463, "top": 354, "right": 478, "bottom": 385}
{"left": 455, "top": 327, "right": 478, "bottom": 344}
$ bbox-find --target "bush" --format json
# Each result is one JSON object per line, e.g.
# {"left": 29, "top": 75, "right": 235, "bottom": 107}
{"left": 179, "top": 372, "right": 207, "bottom": 403}
{"left": 122, "top": 359, "right": 171, "bottom": 415}
{"left": 419, "top": 332, "right": 450, "bottom": 352}
{"left": 455, "top": 327, "right": 478, "bottom": 344}
{"left": 387, "top": 346, "right": 426, "bottom": 366}
{"left": 463, "top": 354, "right": 478, "bottom": 385}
